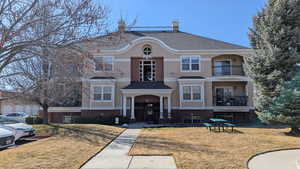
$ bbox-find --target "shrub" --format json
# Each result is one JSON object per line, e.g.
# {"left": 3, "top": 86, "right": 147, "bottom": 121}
{"left": 26, "top": 116, "right": 43, "bottom": 124}
{"left": 34, "top": 116, "right": 43, "bottom": 124}
{"left": 118, "top": 116, "right": 130, "bottom": 124}
{"left": 25, "top": 116, "right": 34, "bottom": 124}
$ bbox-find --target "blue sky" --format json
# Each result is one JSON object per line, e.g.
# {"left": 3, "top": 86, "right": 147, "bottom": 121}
{"left": 101, "top": 0, "right": 267, "bottom": 47}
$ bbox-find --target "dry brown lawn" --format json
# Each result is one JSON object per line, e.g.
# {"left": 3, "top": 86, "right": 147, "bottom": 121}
{"left": 129, "top": 127, "right": 300, "bottom": 169}
{"left": 0, "top": 124, "right": 124, "bottom": 169}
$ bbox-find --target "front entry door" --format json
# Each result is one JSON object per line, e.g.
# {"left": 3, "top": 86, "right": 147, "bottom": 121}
{"left": 134, "top": 102, "right": 159, "bottom": 123}
{"left": 145, "top": 103, "right": 155, "bottom": 122}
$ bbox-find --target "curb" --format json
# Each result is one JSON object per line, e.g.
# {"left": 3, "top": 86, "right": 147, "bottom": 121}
{"left": 246, "top": 148, "right": 300, "bottom": 169}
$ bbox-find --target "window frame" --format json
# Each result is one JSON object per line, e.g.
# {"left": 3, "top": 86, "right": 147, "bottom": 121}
{"left": 91, "top": 85, "right": 113, "bottom": 102}
{"left": 94, "top": 56, "right": 113, "bottom": 72}
{"left": 181, "top": 85, "right": 203, "bottom": 102}
{"left": 180, "top": 56, "right": 201, "bottom": 72}
{"left": 143, "top": 47, "right": 152, "bottom": 55}
{"left": 139, "top": 60, "right": 156, "bottom": 82}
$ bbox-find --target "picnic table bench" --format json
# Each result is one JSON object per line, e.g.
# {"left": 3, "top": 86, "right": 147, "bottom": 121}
{"left": 203, "top": 118, "right": 236, "bottom": 132}
{"left": 209, "top": 118, "right": 227, "bottom": 132}
{"left": 203, "top": 123, "right": 213, "bottom": 131}
{"left": 224, "top": 123, "right": 235, "bottom": 132}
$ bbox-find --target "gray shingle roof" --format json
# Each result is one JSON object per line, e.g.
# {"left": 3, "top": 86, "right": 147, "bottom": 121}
{"left": 178, "top": 76, "right": 205, "bottom": 79}
{"left": 90, "top": 76, "right": 115, "bottom": 79}
{"left": 123, "top": 81, "right": 171, "bottom": 89}
{"left": 86, "top": 31, "right": 248, "bottom": 51}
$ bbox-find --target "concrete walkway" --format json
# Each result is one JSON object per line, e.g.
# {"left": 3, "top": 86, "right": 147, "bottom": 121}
{"left": 81, "top": 129, "right": 177, "bottom": 169}
{"left": 248, "top": 149, "right": 300, "bottom": 169}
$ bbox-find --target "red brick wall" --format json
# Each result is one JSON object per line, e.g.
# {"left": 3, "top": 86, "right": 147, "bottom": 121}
{"left": 153, "top": 57, "right": 163, "bottom": 81}
{"left": 49, "top": 112, "right": 81, "bottom": 123}
{"left": 81, "top": 109, "right": 121, "bottom": 117}
{"left": 130, "top": 57, "right": 164, "bottom": 81}
{"left": 131, "top": 58, "right": 140, "bottom": 81}
{"left": 48, "top": 110, "right": 121, "bottom": 123}
{"left": 135, "top": 95, "right": 160, "bottom": 103}
{"left": 170, "top": 109, "right": 214, "bottom": 123}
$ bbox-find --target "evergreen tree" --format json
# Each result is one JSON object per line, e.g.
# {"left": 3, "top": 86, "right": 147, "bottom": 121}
{"left": 262, "top": 70, "right": 300, "bottom": 134}
{"left": 246, "top": 0, "right": 300, "bottom": 132}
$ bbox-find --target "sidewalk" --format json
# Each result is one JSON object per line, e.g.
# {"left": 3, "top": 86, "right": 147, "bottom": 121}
{"left": 248, "top": 149, "right": 300, "bottom": 169}
{"left": 81, "top": 129, "right": 177, "bottom": 169}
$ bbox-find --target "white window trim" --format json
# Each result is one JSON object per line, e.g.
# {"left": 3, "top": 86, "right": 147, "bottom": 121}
{"left": 139, "top": 60, "right": 156, "bottom": 82}
{"left": 93, "top": 56, "right": 114, "bottom": 72}
{"left": 90, "top": 85, "right": 114, "bottom": 102}
{"left": 180, "top": 56, "right": 201, "bottom": 72}
{"left": 180, "top": 84, "right": 203, "bottom": 102}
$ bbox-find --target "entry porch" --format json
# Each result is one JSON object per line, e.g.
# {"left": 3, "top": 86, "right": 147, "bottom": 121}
{"left": 121, "top": 83, "right": 173, "bottom": 123}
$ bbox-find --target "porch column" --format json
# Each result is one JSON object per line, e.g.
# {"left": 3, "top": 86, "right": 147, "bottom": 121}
{"left": 131, "top": 96, "right": 135, "bottom": 120}
{"left": 167, "top": 96, "right": 171, "bottom": 119}
{"left": 122, "top": 96, "right": 126, "bottom": 117}
{"left": 160, "top": 96, "right": 163, "bottom": 119}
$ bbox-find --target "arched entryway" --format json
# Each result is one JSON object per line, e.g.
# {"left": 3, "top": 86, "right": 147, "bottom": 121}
{"left": 135, "top": 95, "right": 160, "bottom": 123}
{"left": 121, "top": 87, "right": 173, "bottom": 123}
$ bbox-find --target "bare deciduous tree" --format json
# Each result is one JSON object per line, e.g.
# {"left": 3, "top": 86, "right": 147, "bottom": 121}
{"left": 0, "top": 0, "right": 110, "bottom": 123}
{"left": 0, "top": 0, "right": 108, "bottom": 75}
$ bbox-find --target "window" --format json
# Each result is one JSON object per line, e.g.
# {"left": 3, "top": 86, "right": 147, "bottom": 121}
{"left": 93, "top": 86, "right": 113, "bottom": 101}
{"left": 181, "top": 56, "right": 200, "bottom": 71}
{"left": 214, "top": 60, "right": 231, "bottom": 75}
{"left": 94, "top": 56, "right": 113, "bottom": 72}
{"left": 182, "top": 86, "right": 202, "bottom": 101}
{"left": 139, "top": 60, "right": 156, "bottom": 81}
{"left": 103, "top": 86, "right": 112, "bottom": 101}
{"left": 93, "top": 86, "right": 102, "bottom": 101}
{"left": 192, "top": 86, "right": 201, "bottom": 100}
{"left": 143, "top": 46, "right": 152, "bottom": 55}
{"left": 183, "top": 86, "right": 191, "bottom": 100}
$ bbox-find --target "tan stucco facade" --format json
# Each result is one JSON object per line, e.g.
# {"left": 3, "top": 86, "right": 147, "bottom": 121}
{"left": 49, "top": 35, "right": 255, "bottom": 123}
{"left": 82, "top": 37, "right": 254, "bottom": 110}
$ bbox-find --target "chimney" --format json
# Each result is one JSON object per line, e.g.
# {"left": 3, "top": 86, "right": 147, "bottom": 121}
{"left": 172, "top": 20, "right": 179, "bottom": 32}
{"left": 118, "top": 19, "right": 125, "bottom": 32}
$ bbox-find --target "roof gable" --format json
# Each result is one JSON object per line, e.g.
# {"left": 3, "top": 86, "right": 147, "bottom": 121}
{"left": 88, "top": 31, "right": 249, "bottom": 51}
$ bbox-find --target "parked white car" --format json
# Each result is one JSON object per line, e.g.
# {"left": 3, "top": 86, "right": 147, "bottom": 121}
{"left": 2, "top": 112, "right": 29, "bottom": 123}
{"left": 0, "top": 116, "right": 35, "bottom": 141}
{"left": 0, "top": 127, "right": 15, "bottom": 149}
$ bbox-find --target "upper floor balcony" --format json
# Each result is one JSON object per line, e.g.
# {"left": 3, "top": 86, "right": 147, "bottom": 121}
{"left": 212, "top": 54, "right": 245, "bottom": 76}
{"left": 213, "top": 65, "right": 245, "bottom": 76}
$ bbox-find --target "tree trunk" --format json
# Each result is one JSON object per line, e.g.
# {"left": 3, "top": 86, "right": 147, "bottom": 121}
{"left": 42, "top": 104, "right": 49, "bottom": 124}
{"left": 288, "top": 126, "right": 300, "bottom": 136}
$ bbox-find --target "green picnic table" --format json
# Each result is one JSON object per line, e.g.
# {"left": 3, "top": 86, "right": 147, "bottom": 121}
{"left": 209, "top": 118, "right": 228, "bottom": 132}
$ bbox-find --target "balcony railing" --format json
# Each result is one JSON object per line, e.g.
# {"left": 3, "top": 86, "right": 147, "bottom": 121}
{"left": 213, "top": 65, "right": 245, "bottom": 76}
{"left": 213, "top": 96, "right": 248, "bottom": 106}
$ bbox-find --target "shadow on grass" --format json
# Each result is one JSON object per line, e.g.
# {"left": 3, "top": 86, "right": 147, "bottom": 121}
{"left": 132, "top": 134, "right": 226, "bottom": 154}
{"left": 43, "top": 124, "right": 123, "bottom": 145}
{"left": 209, "top": 128, "right": 244, "bottom": 134}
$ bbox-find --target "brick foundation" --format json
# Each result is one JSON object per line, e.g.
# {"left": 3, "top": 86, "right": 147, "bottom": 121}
{"left": 170, "top": 109, "right": 214, "bottom": 123}
{"left": 49, "top": 112, "right": 81, "bottom": 123}
{"left": 48, "top": 110, "right": 121, "bottom": 123}
{"left": 47, "top": 108, "right": 255, "bottom": 124}
{"left": 81, "top": 109, "right": 121, "bottom": 117}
